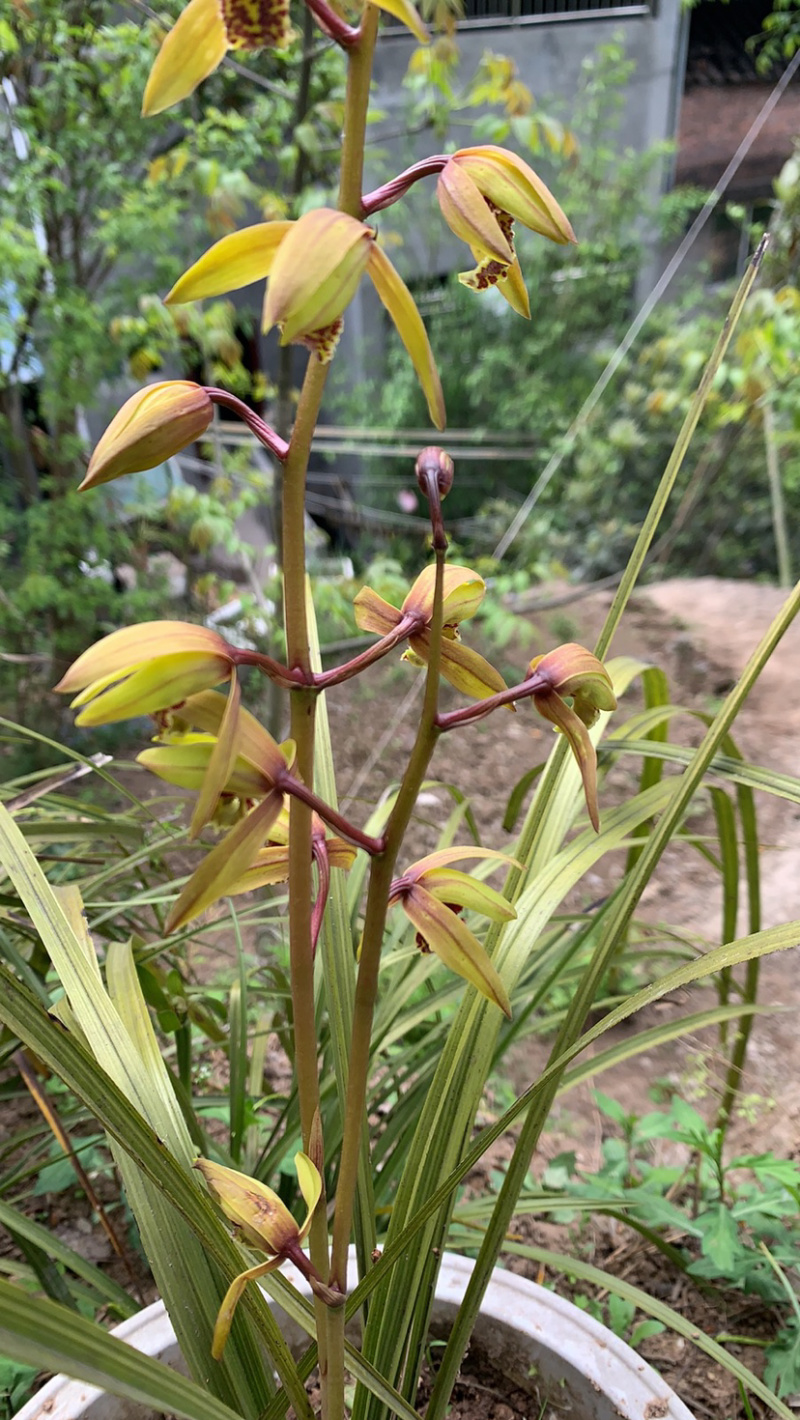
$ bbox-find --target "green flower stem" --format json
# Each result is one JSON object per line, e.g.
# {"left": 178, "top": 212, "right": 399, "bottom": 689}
{"left": 337, "top": 5, "right": 378, "bottom": 218}
{"left": 282, "top": 19, "right": 378, "bottom": 1417}
{"left": 329, "top": 548, "right": 446, "bottom": 1298}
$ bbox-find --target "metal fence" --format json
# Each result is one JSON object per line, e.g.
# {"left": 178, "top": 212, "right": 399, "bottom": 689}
{"left": 458, "top": 0, "right": 653, "bottom": 26}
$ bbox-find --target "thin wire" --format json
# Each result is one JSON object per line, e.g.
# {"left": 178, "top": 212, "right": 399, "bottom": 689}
{"left": 491, "top": 46, "right": 800, "bottom": 562}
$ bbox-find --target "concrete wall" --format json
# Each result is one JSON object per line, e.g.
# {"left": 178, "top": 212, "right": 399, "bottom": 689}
{"left": 366, "top": 0, "right": 688, "bottom": 282}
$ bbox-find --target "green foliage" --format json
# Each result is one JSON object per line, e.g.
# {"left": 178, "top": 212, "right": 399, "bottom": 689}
{"left": 539, "top": 1091, "right": 800, "bottom": 1397}
{"left": 346, "top": 40, "right": 704, "bottom": 544}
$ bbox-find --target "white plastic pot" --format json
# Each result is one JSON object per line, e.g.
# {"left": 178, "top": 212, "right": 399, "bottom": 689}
{"left": 15, "top": 1251, "right": 694, "bottom": 1420}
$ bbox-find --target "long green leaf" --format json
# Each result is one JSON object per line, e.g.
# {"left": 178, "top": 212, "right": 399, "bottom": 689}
{"left": 0, "top": 1198, "right": 137, "bottom": 1317}
{"left": 0, "top": 964, "right": 314, "bottom": 1420}
{"left": 0, "top": 1280, "right": 245, "bottom": 1420}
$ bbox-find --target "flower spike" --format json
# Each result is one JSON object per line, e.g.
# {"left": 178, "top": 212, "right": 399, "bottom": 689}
{"left": 389, "top": 848, "right": 517, "bottom": 1016}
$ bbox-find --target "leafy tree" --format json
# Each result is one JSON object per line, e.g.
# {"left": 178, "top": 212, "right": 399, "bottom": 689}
{"left": 0, "top": 0, "right": 341, "bottom": 757}
{"left": 343, "top": 40, "right": 703, "bottom": 537}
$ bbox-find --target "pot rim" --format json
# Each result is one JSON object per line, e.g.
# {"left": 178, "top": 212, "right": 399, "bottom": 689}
{"left": 14, "top": 1249, "right": 694, "bottom": 1420}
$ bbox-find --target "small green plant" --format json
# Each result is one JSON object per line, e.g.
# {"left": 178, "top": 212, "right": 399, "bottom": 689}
{"left": 538, "top": 1091, "right": 800, "bottom": 1397}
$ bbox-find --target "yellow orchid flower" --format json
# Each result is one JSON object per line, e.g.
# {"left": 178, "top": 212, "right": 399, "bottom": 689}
{"left": 527, "top": 643, "right": 617, "bottom": 831}
{"left": 165, "top": 208, "right": 444, "bottom": 429}
{"left": 353, "top": 563, "right": 509, "bottom": 702}
{"left": 80, "top": 382, "right": 213, "bottom": 490}
{"left": 55, "top": 623, "right": 238, "bottom": 727}
{"left": 143, "top": 0, "right": 428, "bottom": 118}
{"left": 388, "top": 848, "right": 517, "bottom": 1017}
{"left": 195, "top": 1153, "right": 322, "bottom": 1359}
{"left": 437, "top": 145, "right": 576, "bottom": 317}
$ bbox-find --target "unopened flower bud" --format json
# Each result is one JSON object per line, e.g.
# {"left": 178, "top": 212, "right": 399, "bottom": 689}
{"left": 416, "top": 446, "right": 454, "bottom": 500}
{"left": 81, "top": 382, "right": 213, "bottom": 490}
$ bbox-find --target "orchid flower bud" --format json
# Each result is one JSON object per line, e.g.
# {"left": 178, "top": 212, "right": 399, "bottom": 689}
{"left": 80, "top": 382, "right": 213, "bottom": 490}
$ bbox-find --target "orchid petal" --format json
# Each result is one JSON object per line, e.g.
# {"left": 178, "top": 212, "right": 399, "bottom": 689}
{"left": 403, "top": 887, "right": 511, "bottom": 1018}
{"left": 295, "top": 1152, "right": 322, "bottom": 1241}
{"left": 455, "top": 145, "right": 576, "bottom": 245}
{"left": 402, "top": 563, "right": 486, "bottom": 623}
{"left": 405, "top": 846, "right": 519, "bottom": 874}
{"left": 367, "top": 0, "right": 429, "bottom": 44}
{"left": 353, "top": 586, "right": 402, "bottom": 637}
{"left": 437, "top": 161, "right": 514, "bottom": 265}
{"left": 142, "top": 0, "right": 227, "bottom": 118}
{"left": 263, "top": 210, "right": 372, "bottom": 343}
{"left": 74, "top": 651, "right": 232, "bottom": 726}
{"left": 367, "top": 243, "right": 445, "bottom": 431}
{"left": 189, "top": 673, "right": 241, "bottom": 838}
{"left": 212, "top": 1257, "right": 281, "bottom": 1362}
{"left": 167, "top": 788, "right": 284, "bottom": 930}
{"left": 534, "top": 689, "right": 600, "bottom": 831}
{"left": 178, "top": 689, "right": 294, "bottom": 779}
{"left": 423, "top": 868, "right": 517, "bottom": 922}
{"left": 408, "top": 630, "right": 509, "bottom": 702}
{"left": 166, "top": 223, "right": 292, "bottom": 305}
{"left": 223, "top": 845, "right": 291, "bottom": 894}
{"left": 327, "top": 838, "right": 357, "bottom": 871}
{"left": 497, "top": 255, "right": 531, "bottom": 319}
{"left": 55, "top": 622, "right": 230, "bottom": 695}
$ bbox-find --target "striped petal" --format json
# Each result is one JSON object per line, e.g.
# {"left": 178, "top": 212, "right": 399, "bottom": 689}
{"left": 167, "top": 788, "right": 284, "bottom": 930}
{"left": 223, "top": 844, "right": 290, "bottom": 894}
{"left": 142, "top": 0, "right": 228, "bottom": 118}
{"left": 407, "top": 630, "right": 509, "bottom": 702}
{"left": 263, "top": 209, "right": 372, "bottom": 344}
{"left": 367, "top": 244, "right": 445, "bottom": 432}
{"left": 455, "top": 146, "right": 576, "bottom": 245}
{"left": 189, "top": 673, "right": 241, "bottom": 838}
{"left": 353, "top": 586, "right": 402, "bottom": 636}
{"left": 138, "top": 738, "right": 274, "bottom": 800}
{"left": 55, "top": 622, "right": 230, "bottom": 695}
{"left": 437, "top": 160, "right": 514, "bottom": 265}
{"left": 534, "top": 689, "right": 599, "bottom": 831}
{"left": 74, "top": 651, "right": 232, "bottom": 726}
{"left": 403, "top": 564, "right": 486, "bottom": 623}
{"left": 403, "top": 886, "right": 511, "bottom": 1018}
{"left": 422, "top": 868, "right": 517, "bottom": 922}
{"left": 178, "top": 689, "right": 294, "bottom": 779}
{"left": 295, "top": 1152, "right": 322, "bottom": 1241}
{"left": 166, "top": 223, "right": 292, "bottom": 305}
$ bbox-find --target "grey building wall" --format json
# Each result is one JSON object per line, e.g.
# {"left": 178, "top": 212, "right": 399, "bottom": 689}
{"left": 366, "top": 0, "right": 688, "bottom": 281}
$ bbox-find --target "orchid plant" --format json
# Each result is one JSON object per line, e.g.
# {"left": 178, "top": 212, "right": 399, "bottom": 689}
{"left": 1, "top": 6, "right": 798, "bottom": 1420}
